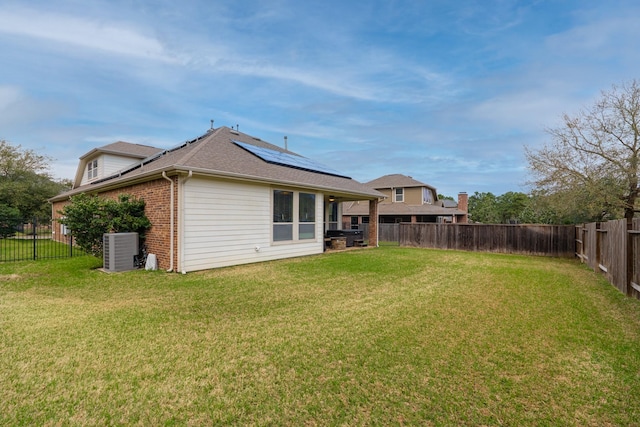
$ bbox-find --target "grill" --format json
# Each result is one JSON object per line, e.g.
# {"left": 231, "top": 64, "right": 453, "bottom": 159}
{"left": 325, "top": 229, "right": 363, "bottom": 247}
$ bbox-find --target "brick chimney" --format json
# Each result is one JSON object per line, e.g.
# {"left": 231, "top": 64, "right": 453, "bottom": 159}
{"left": 457, "top": 192, "right": 468, "bottom": 223}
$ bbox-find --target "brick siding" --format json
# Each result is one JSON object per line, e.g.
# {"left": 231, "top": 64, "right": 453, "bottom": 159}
{"left": 51, "top": 176, "right": 176, "bottom": 270}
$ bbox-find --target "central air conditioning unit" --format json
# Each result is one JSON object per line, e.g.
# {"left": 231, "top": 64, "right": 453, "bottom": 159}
{"left": 103, "top": 232, "right": 139, "bottom": 272}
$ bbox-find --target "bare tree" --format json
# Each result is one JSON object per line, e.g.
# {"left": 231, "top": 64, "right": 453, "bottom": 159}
{"left": 525, "top": 80, "right": 640, "bottom": 222}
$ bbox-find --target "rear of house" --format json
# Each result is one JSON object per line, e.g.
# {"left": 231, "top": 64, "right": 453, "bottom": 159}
{"left": 51, "top": 126, "right": 383, "bottom": 272}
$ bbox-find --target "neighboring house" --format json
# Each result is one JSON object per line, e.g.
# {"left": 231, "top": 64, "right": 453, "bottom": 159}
{"left": 341, "top": 174, "right": 468, "bottom": 228}
{"left": 51, "top": 126, "right": 384, "bottom": 272}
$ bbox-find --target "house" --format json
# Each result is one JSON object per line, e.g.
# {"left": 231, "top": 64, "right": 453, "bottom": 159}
{"left": 50, "top": 126, "right": 384, "bottom": 272}
{"left": 341, "top": 174, "right": 468, "bottom": 228}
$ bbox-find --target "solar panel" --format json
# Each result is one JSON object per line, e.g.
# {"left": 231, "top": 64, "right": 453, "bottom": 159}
{"left": 233, "top": 140, "right": 351, "bottom": 179}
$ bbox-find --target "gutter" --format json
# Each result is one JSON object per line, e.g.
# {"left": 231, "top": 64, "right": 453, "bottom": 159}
{"left": 51, "top": 164, "right": 384, "bottom": 203}
{"left": 179, "top": 170, "right": 193, "bottom": 274}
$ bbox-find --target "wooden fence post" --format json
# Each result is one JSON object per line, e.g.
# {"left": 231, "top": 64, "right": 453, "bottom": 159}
{"left": 627, "top": 219, "right": 632, "bottom": 297}
{"left": 628, "top": 228, "right": 640, "bottom": 297}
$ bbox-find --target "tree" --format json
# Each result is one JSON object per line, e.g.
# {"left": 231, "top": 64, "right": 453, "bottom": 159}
{"left": 59, "top": 193, "right": 151, "bottom": 257}
{"left": 0, "top": 204, "right": 21, "bottom": 238}
{"left": 0, "top": 140, "right": 70, "bottom": 219}
{"left": 497, "top": 191, "right": 530, "bottom": 223}
{"left": 525, "top": 80, "right": 640, "bottom": 222}
{"left": 468, "top": 191, "right": 533, "bottom": 224}
{"left": 468, "top": 191, "right": 500, "bottom": 223}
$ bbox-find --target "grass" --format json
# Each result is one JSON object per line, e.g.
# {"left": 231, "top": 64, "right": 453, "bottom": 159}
{"left": 1, "top": 247, "right": 640, "bottom": 425}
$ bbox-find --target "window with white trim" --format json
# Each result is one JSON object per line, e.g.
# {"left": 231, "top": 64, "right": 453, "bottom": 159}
{"left": 298, "top": 192, "right": 316, "bottom": 239}
{"left": 394, "top": 188, "right": 404, "bottom": 202}
{"left": 273, "top": 190, "right": 316, "bottom": 242}
{"left": 423, "top": 187, "right": 434, "bottom": 204}
{"left": 87, "top": 159, "right": 98, "bottom": 180}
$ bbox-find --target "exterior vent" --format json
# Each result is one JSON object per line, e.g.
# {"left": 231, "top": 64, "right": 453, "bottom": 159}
{"left": 103, "top": 232, "right": 139, "bottom": 272}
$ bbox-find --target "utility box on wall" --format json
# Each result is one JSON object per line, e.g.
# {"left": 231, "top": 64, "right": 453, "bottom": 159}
{"left": 103, "top": 232, "right": 139, "bottom": 272}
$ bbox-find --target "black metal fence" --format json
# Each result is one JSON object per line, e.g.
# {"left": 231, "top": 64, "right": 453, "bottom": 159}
{"left": 0, "top": 217, "right": 81, "bottom": 262}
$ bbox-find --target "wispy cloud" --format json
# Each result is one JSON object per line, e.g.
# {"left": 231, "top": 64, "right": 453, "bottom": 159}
{"left": 2, "top": 0, "right": 640, "bottom": 196}
{"left": 0, "top": 6, "right": 174, "bottom": 62}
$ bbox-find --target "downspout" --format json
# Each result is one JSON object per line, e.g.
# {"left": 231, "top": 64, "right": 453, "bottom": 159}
{"left": 180, "top": 170, "right": 193, "bottom": 274}
{"left": 162, "top": 172, "right": 175, "bottom": 272}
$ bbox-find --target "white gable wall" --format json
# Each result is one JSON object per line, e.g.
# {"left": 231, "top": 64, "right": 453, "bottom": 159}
{"left": 79, "top": 154, "right": 143, "bottom": 186}
{"left": 102, "top": 154, "right": 142, "bottom": 176}
{"left": 181, "top": 177, "right": 324, "bottom": 272}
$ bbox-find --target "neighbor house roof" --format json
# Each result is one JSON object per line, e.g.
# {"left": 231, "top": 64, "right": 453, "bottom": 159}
{"left": 343, "top": 200, "right": 466, "bottom": 216}
{"left": 53, "top": 127, "right": 384, "bottom": 202}
{"left": 365, "top": 174, "right": 437, "bottom": 192}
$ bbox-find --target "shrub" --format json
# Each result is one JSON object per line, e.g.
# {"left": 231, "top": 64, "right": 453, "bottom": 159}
{"left": 59, "top": 194, "right": 151, "bottom": 257}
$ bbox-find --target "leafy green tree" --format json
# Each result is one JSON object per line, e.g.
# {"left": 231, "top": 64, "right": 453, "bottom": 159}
{"left": 497, "top": 192, "right": 530, "bottom": 223}
{"left": 469, "top": 191, "right": 537, "bottom": 224}
{"left": 0, "top": 140, "right": 70, "bottom": 219}
{"left": 468, "top": 192, "right": 500, "bottom": 223}
{"left": 59, "top": 193, "right": 151, "bottom": 257}
{"left": 0, "top": 204, "right": 21, "bottom": 238}
{"left": 525, "top": 80, "right": 640, "bottom": 222}
{"left": 523, "top": 186, "right": 616, "bottom": 224}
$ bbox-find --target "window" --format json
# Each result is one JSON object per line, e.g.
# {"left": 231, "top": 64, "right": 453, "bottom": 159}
{"left": 87, "top": 159, "right": 98, "bottom": 180}
{"left": 394, "top": 188, "right": 404, "bottom": 203}
{"left": 273, "top": 190, "right": 316, "bottom": 242}
{"left": 273, "top": 190, "right": 293, "bottom": 241}
{"left": 326, "top": 201, "right": 339, "bottom": 230}
{"left": 423, "top": 188, "right": 434, "bottom": 204}
{"left": 298, "top": 193, "right": 316, "bottom": 239}
{"left": 350, "top": 216, "right": 359, "bottom": 230}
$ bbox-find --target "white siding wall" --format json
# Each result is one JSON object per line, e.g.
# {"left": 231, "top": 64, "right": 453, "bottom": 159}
{"left": 102, "top": 154, "right": 141, "bottom": 176}
{"left": 181, "top": 178, "right": 324, "bottom": 272}
{"left": 79, "top": 154, "right": 141, "bottom": 186}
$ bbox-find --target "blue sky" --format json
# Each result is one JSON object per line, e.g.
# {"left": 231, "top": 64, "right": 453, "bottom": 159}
{"left": 1, "top": 1, "right": 639, "bottom": 197}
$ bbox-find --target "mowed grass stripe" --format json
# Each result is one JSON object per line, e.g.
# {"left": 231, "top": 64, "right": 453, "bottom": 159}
{"left": 1, "top": 247, "right": 639, "bottom": 425}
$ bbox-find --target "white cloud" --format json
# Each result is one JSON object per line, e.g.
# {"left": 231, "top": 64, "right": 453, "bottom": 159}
{"left": 0, "top": 85, "right": 21, "bottom": 110}
{"left": 0, "top": 85, "right": 66, "bottom": 129}
{"left": 0, "top": 6, "right": 174, "bottom": 62}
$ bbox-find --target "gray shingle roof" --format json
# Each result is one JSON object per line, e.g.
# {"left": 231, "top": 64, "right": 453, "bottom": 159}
{"left": 343, "top": 200, "right": 466, "bottom": 216}
{"left": 53, "top": 127, "right": 384, "bottom": 201}
{"left": 79, "top": 141, "right": 163, "bottom": 160}
{"left": 365, "top": 174, "right": 437, "bottom": 191}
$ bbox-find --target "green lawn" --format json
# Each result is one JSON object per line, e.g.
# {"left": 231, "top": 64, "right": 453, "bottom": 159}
{"left": 1, "top": 247, "right": 639, "bottom": 425}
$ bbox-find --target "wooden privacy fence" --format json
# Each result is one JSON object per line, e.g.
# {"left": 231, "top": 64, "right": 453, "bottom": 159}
{"left": 355, "top": 223, "right": 400, "bottom": 243}
{"left": 399, "top": 223, "right": 576, "bottom": 257}
{"left": 576, "top": 219, "right": 640, "bottom": 299}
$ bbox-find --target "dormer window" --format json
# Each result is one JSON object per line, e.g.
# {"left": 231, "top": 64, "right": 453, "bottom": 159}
{"left": 423, "top": 188, "right": 434, "bottom": 204}
{"left": 394, "top": 188, "right": 404, "bottom": 203}
{"left": 87, "top": 159, "right": 98, "bottom": 180}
